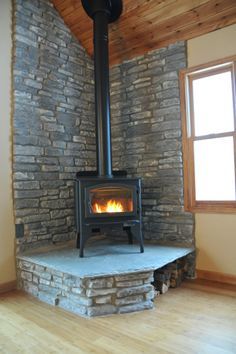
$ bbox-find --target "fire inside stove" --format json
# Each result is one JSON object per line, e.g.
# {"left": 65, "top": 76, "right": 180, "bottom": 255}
{"left": 89, "top": 185, "right": 134, "bottom": 214}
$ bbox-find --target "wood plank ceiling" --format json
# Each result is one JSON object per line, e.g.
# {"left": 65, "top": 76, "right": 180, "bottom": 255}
{"left": 51, "top": 0, "right": 236, "bottom": 66}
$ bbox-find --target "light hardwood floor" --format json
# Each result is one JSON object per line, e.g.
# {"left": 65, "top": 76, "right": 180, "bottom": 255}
{"left": 0, "top": 280, "right": 235, "bottom": 354}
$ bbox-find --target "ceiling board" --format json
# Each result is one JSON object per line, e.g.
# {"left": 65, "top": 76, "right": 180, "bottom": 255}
{"left": 51, "top": 0, "right": 236, "bottom": 66}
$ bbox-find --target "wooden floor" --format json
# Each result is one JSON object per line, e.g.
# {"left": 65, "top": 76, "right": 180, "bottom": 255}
{"left": 0, "top": 280, "right": 235, "bottom": 354}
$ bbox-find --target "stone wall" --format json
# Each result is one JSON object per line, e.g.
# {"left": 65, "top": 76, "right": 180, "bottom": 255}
{"left": 110, "top": 42, "right": 194, "bottom": 245}
{"left": 17, "top": 258, "right": 154, "bottom": 317}
{"left": 13, "top": 1, "right": 194, "bottom": 251}
{"left": 13, "top": 0, "right": 96, "bottom": 251}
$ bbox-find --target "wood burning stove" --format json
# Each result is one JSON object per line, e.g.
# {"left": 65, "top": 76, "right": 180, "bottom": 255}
{"left": 75, "top": 0, "right": 144, "bottom": 257}
{"left": 75, "top": 172, "right": 143, "bottom": 257}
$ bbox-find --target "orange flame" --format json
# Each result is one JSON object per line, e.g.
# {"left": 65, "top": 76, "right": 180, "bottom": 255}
{"left": 93, "top": 199, "right": 125, "bottom": 213}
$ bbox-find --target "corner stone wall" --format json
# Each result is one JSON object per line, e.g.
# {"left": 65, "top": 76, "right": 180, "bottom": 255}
{"left": 13, "top": 1, "right": 194, "bottom": 252}
{"left": 13, "top": 0, "right": 96, "bottom": 251}
{"left": 110, "top": 42, "right": 194, "bottom": 245}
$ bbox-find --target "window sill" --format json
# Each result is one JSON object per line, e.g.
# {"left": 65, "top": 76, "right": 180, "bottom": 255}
{"left": 185, "top": 201, "right": 236, "bottom": 214}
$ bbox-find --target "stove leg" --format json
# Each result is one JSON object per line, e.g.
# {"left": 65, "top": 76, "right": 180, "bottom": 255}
{"left": 126, "top": 227, "right": 133, "bottom": 244}
{"left": 79, "top": 229, "right": 85, "bottom": 257}
{"left": 132, "top": 223, "right": 144, "bottom": 253}
{"left": 79, "top": 237, "right": 84, "bottom": 258}
{"left": 79, "top": 225, "right": 90, "bottom": 258}
{"left": 76, "top": 232, "right": 80, "bottom": 249}
{"left": 75, "top": 230, "right": 84, "bottom": 257}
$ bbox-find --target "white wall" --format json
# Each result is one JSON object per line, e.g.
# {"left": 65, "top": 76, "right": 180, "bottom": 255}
{"left": 187, "top": 24, "right": 236, "bottom": 276}
{"left": 0, "top": 0, "right": 16, "bottom": 285}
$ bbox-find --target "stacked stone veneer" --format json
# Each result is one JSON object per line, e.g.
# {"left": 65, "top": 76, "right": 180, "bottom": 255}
{"left": 17, "top": 259, "right": 154, "bottom": 317}
{"left": 110, "top": 42, "right": 195, "bottom": 245}
{"left": 13, "top": 0, "right": 194, "bottom": 252}
{"left": 13, "top": 0, "right": 96, "bottom": 251}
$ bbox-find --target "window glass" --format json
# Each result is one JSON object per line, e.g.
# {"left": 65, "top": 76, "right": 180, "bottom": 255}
{"left": 194, "top": 137, "right": 235, "bottom": 201}
{"left": 192, "top": 71, "right": 234, "bottom": 136}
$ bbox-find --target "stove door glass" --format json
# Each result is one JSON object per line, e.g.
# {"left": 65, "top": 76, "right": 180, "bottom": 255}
{"left": 89, "top": 185, "right": 134, "bottom": 214}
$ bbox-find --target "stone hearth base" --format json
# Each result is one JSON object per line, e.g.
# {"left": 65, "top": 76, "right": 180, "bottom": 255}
{"left": 16, "top": 242, "right": 194, "bottom": 317}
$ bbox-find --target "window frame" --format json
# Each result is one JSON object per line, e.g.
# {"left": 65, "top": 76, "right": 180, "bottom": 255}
{"left": 180, "top": 55, "right": 236, "bottom": 213}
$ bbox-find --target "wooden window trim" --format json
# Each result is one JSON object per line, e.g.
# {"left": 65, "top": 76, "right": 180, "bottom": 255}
{"left": 180, "top": 55, "right": 236, "bottom": 214}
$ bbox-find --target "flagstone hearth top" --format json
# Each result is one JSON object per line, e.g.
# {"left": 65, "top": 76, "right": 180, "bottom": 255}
{"left": 17, "top": 241, "right": 194, "bottom": 279}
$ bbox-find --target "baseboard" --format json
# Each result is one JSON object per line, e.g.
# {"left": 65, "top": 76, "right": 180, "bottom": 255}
{"left": 197, "top": 269, "right": 236, "bottom": 286}
{"left": 0, "top": 280, "right": 17, "bottom": 294}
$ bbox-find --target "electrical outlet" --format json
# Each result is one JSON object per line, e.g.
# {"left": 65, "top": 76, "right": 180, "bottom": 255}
{"left": 15, "top": 224, "right": 24, "bottom": 238}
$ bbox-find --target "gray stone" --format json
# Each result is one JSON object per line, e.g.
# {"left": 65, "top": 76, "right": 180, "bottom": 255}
{"left": 39, "top": 272, "right": 52, "bottom": 281}
{"left": 116, "top": 280, "right": 143, "bottom": 288}
{"left": 39, "top": 278, "right": 51, "bottom": 286}
{"left": 144, "top": 275, "right": 154, "bottom": 284}
{"left": 40, "top": 180, "right": 64, "bottom": 188}
{"left": 34, "top": 265, "right": 45, "bottom": 273}
{"left": 86, "top": 288, "right": 117, "bottom": 298}
{"left": 14, "top": 190, "right": 47, "bottom": 198}
{"left": 152, "top": 120, "right": 181, "bottom": 132}
{"left": 71, "top": 287, "right": 84, "bottom": 295}
{"left": 23, "top": 282, "right": 38, "bottom": 296}
{"left": 117, "top": 284, "right": 153, "bottom": 298}
{"left": 87, "top": 305, "right": 117, "bottom": 317}
{"left": 25, "top": 79, "right": 42, "bottom": 89}
{"left": 50, "top": 209, "right": 73, "bottom": 219}
{"left": 40, "top": 199, "right": 67, "bottom": 209}
{"left": 14, "top": 172, "right": 35, "bottom": 181}
{"left": 127, "top": 64, "right": 147, "bottom": 74}
{"left": 38, "top": 291, "right": 59, "bottom": 306}
{"left": 115, "top": 272, "right": 152, "bottom": 281}
{"left": 15, "top": 208, "right": 50, "bottom": 217}
{"left": 50, "top": 269, "right": 64, "bottom": 277}
{"left": 21, "top": 271, "right": 33, "bottom": 281}
{"left": 15, "top": 34, "right": 38, "bottom": 48}
{"left": 118, "top": 301, "right": 153, "bottom": 314}
{"left": 145, "top": 289, "right": 155, "bottom": 300}
{"left": 87, "top": 277, "right": 113, "bottom": 289}
{"left": 131, "top": 111, "right": 152, "bottom": 120}
{"left": 68, "top": 294, "right": 92, "bottom": 306}
{"left": 14, "top": 156, "right": 35, "bottom": 163}
{"left": 33, "top": 276, "right": 39, "bottom": 284}
{"left": 95, "top": 296, "right": 112, "bottom": 305}
{"left": 18, "top": 261, "right": 34, "bottom": 271}
{"left": 44, "top": 123, "right": 65, "bottom": 132}
{"left": 14, "top": 145, "right": 43, "bottom": 156}
{"left": 23, "top": 214, "right": 50, "bottom": 223}
{"left": 38, "top": 284, "right": 61, "bottom": 297}
{"left": 115, "top": 295, "right": 143, "bottom": 306}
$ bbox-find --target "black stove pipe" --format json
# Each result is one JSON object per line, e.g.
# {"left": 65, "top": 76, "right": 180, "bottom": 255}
{"left": 94, "top": 10, "right": 112, "bottom": 177}
{"left": 82, "top": 0, "right": 122, "bottom": 178}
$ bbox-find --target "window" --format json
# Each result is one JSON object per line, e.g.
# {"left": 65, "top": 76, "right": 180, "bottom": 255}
{"left": 180, "top": 56, "right": 236, "bottom": 213}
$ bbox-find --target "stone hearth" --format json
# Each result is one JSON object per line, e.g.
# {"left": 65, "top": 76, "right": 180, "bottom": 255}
{"left": 17, "top": 241, "right": 194, "bottom": 317}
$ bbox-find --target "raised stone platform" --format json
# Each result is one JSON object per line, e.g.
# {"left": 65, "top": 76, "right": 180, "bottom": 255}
{"left": 17, "top": 241, "right": 194, "bottom": 317}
